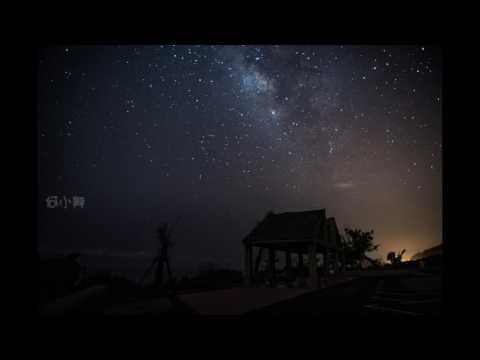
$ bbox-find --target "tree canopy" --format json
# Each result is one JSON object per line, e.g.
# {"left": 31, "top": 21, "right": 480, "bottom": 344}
{"left": 342, "top": 228, "right": 379, "bottom": 268}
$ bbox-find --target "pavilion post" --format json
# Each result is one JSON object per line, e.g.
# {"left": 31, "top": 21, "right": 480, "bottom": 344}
{"left": 285, "top": 251, "right": 292, "bottom": 280}
{"left": 334, "top": 248, "right": 339, "bottom": 273}
{"left": 254, "top": 247, "right": 264, "bottom": 276}
{"left": 244, "top": 244, "right": 252, "bottom": 286}
{"left": 298, "top": 252, "right": 303, "bottom": 268}
{"left": 323, "top": 220, "right": 329, "bottom": 277}
{"left": 268, "top": 248, "right": 276, "bottom": 285}
{"left": 324, "top": 247, "right": 329, "bottom": 276}
{"left": 308, "top": 242, "right": 318, "bottom": 288}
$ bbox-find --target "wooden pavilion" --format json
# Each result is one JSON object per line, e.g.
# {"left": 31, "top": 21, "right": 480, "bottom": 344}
{"left": 242, "top": 209, "right": 342, "bottom": 288}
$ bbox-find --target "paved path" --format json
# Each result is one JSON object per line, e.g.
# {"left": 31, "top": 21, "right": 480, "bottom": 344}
{"left": 178, "top": 287, "right": 311, "bottom": 315}
{"left": 100, "top": 271, "right": 440, "bottom": 317}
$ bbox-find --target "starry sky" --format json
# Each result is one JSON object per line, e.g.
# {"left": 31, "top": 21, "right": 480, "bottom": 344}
{"left": 37, "top": 45, "right": 442, "bottom": 278}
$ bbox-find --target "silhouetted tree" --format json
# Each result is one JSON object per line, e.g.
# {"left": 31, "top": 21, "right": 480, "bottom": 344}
{"left": 342, "top": 228, "right": 379, "bottom": 268}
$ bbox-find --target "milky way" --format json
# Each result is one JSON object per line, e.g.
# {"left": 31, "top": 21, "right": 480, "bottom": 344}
{"left": 37, "top": 45, "right": 442, "bottom": 277}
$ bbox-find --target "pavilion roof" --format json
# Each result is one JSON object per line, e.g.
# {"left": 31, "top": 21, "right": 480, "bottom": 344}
{"left": 243, "top": 209, "right": 328, "bottom": 246}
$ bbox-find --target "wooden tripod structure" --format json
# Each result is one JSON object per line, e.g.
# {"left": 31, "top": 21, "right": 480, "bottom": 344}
{"left": 141, "top": 218, "right": 180, "bottom": 292}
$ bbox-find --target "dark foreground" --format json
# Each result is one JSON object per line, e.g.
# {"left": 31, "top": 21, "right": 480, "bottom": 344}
{"left": 247, "top": 272, "right": 441, "bottom": 317}
{"left": 41, "top": 271, "right": 441, "bottom": 318}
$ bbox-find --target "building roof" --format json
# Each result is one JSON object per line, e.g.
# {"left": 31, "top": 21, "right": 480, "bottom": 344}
{"left": 411, "top": 244, "right": 442, "bottom": 261}
{"left": 243, "top": 209, "right": 337, "bottom": 250}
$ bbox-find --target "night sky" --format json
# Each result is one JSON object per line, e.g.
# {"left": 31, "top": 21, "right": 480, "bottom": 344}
{"left": 37, "top": 45, "right": 442, "bottom": 278}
